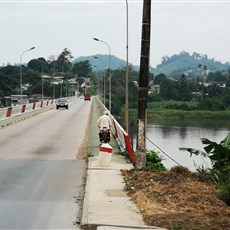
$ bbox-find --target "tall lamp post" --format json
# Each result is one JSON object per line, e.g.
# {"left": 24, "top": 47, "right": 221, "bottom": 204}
{"left": 94, "top": 56, "right": 105, "bottom": 104}
{"left": 93, "top": 38, "right": 112, "bottom": 112}
{"left": 41, "top": 63, "right": 45, "bottom": 102}
{"left": 20, "top": 46, "right": 35, "bottom": 104}
{"left": 125, "top": 0, "right": 129, "bottom": 133}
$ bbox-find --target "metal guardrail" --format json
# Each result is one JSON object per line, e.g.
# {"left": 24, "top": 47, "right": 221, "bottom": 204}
{"left": 95, "top": 97, "right": 135, "bottom": 164}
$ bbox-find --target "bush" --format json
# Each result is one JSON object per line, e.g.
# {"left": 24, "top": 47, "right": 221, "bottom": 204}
{"left": 146, "top": 150, "right": 167, "bottom": 171}
{"left": 181, "top": 133, "right": 230, "bottom": 205}
{"left": 217, "top": 182, "right": 230, "bottom": 205}
{"left": 198, "top": 98, "right": 225, "bottom": 111}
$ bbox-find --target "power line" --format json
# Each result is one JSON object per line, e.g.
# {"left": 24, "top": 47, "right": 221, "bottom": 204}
{"left": 146, "top": 136, "right": 181, "bottom": 166}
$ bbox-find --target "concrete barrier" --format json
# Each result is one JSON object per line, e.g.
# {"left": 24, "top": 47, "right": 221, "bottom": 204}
{"left": 97, "top": 143, "right": 113, "bottom": 167}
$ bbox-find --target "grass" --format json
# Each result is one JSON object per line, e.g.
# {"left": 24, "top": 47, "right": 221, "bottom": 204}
{"left": 148, "top": 100, "right": 198, "bottom": 110}
{"left": 148, "top": 109, "right": 230, "bottom": 119}
{"left": 127, "top": 100, "right": 230, "bottom": 121}
{"left": 128, "top": 109, "right": 230, "bottom": 124}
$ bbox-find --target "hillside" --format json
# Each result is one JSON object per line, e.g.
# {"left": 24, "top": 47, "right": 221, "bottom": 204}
{"left": 73, "top": 51, "right": 230, "bottom": 78}
{"left": 153, "top": 51, "right": 230, "bottom": 77}
{"left": 72, "top": 54, "right": 138, "bottom": 72}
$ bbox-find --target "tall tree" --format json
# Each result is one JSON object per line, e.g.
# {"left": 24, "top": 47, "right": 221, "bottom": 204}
{"left": 28, "top": 57, "right": 49, "bottom": 73}
{"left": 72, "top": 60, "right": 92, "bottom": 78}
{"left": 56, "top": 48, "right": 73, "bottom": 72}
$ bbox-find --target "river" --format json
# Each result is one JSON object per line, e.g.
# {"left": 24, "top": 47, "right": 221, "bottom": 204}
{"left": 132, "top": 119, "right": 230, "bottom": 172}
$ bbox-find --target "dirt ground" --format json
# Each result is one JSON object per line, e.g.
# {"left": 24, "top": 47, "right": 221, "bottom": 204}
{"left": 121, "top": 166, "right": 230, "bottom": 230}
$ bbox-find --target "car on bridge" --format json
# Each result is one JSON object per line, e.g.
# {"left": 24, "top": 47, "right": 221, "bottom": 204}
{"left": 56, "top": 98, "right": 68, "bottom": 110}
{"left": 84, "top": 94, "right": 91, "bottom": 101}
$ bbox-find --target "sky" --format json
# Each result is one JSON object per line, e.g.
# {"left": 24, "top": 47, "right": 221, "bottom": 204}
{"left": 1, "top": 0, "right": 230, "bottom": 68}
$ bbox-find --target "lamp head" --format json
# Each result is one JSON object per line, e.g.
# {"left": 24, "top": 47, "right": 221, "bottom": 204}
{"left": 93, "top": 38, "right": 99, "bottom": 41}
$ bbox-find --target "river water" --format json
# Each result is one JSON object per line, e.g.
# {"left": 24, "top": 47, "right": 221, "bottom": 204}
{"left": 132, "top": 119, "right": 230, "bottom": 172}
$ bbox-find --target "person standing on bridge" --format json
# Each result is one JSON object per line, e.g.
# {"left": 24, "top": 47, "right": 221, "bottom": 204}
{"left": 97, "top": 110, "right": 113, "bottom": 144}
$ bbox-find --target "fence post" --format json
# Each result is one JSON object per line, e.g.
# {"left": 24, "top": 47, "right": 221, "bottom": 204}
{"left": 32, "top": 102, "right": 36, "bottom": 110}
{"left": 124, "top": 132, "right": 135, "bottom": 164}
{"left": 6, "top": 107, "right": 12, "bottom": 117}
{"left": 21, "top": 104, "right": 26, "bottom": 113}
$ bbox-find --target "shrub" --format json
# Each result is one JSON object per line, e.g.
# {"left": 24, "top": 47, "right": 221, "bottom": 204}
{"left": 180, "top": 133, "right": 230, "bottom": 205}
{"left": 146, "top": 150, "right": 167, "bottom": 171}
{"left": 217, "top": 182, "right": 230, "bottom": 205}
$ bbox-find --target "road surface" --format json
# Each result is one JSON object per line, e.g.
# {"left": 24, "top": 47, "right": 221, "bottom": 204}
{"left": 0, "top": 98, "right": 91, "bottom": 229}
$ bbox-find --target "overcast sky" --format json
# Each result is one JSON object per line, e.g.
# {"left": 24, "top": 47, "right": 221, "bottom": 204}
{"left": 1, "top": 0, "right": 230, "bottom": 68}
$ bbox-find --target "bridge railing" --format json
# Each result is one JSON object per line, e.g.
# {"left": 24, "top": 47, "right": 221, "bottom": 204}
{"left": 96, "top": 97, "right": 135, "bottom": 164}
{"left": 0, "top": 100, "right": 54, "bottom": 120}
{"left": 0, "top": 97, "right": 77, "bottom": 127}
{"left": 0, "top": 100, "right": 56, "bottom": 128}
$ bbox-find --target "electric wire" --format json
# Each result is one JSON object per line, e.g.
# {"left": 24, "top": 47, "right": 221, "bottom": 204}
{"left": 146, "top": 136, "right": 181, "bottom": 166}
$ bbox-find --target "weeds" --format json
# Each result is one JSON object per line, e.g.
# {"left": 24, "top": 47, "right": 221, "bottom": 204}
{"left": 181, "top": 132, "right": 230, "bottom": 205}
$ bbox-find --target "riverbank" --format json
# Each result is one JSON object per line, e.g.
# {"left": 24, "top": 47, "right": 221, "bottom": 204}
{"left": 121, "top": 166, "right": 230, "bottom": 230}
{"left": 127, "top": 108, "right": 230, "bottom": 123}
{"left": 147, "top": 109, "right": 230, "bottom": 120}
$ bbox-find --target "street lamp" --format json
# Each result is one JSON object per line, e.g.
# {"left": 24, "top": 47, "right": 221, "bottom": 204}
{"left": 41, "top": 75, "right": 52, "bottom": 101}
{"left": 94, "top": 56, "right": 105, "bottom": 104}
{"left": 125, "top": 0, "right": 129, "bottom": 133}
{"left": 93, "top": 37, "right": 112, "bottom": 112}
{"left": 41, "top": 62, "right": 45, "bottom": 102}
{"left": 20, "top": 46, "right": 35, "bottom": 104}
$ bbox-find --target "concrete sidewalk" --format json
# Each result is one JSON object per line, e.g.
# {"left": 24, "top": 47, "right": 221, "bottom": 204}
{"left": 80, "top": 98, "right": 167, "bottom": 230}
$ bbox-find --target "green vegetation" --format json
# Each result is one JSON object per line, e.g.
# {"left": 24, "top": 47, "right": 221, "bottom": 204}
{"left": 1, "top": 48, "right": 230, "bottom": 123}
{"left": 0, "top": 48, "right": 93, "bottom": 100}
{"left": 125, "top": 101, "right": 230, "bottom": 125}
{"left": 180, "top": 133, "right": 230, "bottom": 205}
{"left": 147, "top": 106, "right": 230, "bottom": 121}
{"left": 118, "top": 149, "right": 167, "bottom": 171}
{"left": 170, "top": 223, "right": 183, "bottom": 230}
{"left": 153, "top": 51, "right": 230, "bottom": 78}
{"left": 146, "top": 150, "right": 167, "bottom": 171}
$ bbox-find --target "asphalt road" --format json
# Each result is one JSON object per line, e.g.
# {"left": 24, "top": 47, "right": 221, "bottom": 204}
{"left": 0, "top": 98, "right": 91, "bottom": 229}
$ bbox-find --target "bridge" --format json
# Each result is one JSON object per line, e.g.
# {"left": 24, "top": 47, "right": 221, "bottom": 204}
{"left": 0, "top": 96, "right": 165, "bottom": 229}
{"left": 0, "top": 96, "right": 135, "bottom": 164}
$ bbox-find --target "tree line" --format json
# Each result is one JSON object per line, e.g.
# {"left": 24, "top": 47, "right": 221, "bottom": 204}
{"left": 149, "top": 72, "right": 230, "bottom": 111}
{"left": 0, "top": 48, "right": 93, "bottom": 100}
{"left": 1, "top": 48, "right": 230, "bottom": 115}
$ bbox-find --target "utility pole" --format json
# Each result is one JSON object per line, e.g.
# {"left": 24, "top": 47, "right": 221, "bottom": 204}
{"left": 125, "top": 0, "right": 129, "bottom": 134}
{"left": 136, "top": 0, "right": 151, "bottom": 169}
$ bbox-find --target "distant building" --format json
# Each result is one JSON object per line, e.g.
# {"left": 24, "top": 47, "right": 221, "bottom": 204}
{"left": 149, "top": 80, "right": 160, "bottom": 94}
{"left": 0, "top": 96, "right": 12, "bottom": 107}
{"left": 11, "top": 95, "right": 29, "bottom": 105}
{"left": 29, "top": 94, "right": 52, "bottom": 103}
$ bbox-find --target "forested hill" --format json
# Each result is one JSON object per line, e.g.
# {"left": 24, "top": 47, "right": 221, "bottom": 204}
{"left": 72, "top": 54, "right": 132, "bottom": 71}
{"left": 72, "top": 51, "right": 230, "bottom": 77}
{"left": 152, "top": 51, "right": 230, "bottom": 77}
